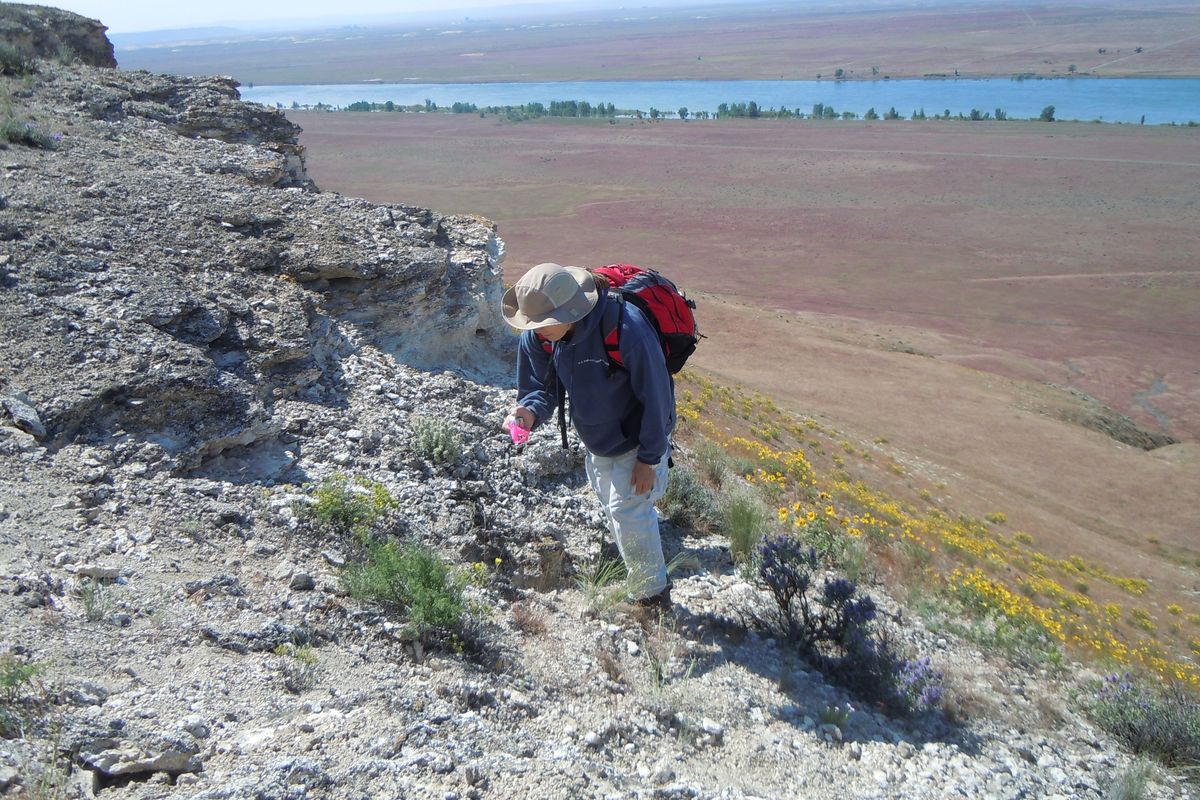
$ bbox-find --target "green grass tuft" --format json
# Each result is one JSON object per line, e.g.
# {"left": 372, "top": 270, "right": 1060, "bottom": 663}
{"left": 0, "top": 654, "right": 44, "bottom": 737}
{"left": 78, "top": 578, "right": 109, "bottom": 622}
{"left": 576, "top": 558, "right": 630, "bottom": 616}
{"left": 719, "top": 488, "right": 769, "bottom": 565}
{"left": 273, "top": 644, "right": 320, "bottom": 693}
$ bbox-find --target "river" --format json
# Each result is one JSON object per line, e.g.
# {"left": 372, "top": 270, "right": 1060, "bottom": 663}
{"left": 241, "top": 78, "right": 1200, "bottom": 124}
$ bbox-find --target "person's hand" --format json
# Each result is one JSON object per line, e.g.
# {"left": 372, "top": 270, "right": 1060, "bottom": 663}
{"left": 631, "top": 460, "right": 655, "bottom": 495}
{"left": 504, "top": 406, "right": 535, "bottom": 432}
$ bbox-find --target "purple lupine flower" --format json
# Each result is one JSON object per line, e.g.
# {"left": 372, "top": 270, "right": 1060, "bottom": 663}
{"left": 822, "top": 577, "right": 856, "bottom": 605}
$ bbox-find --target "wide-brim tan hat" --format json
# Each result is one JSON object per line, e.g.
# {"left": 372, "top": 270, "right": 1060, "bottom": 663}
{"left": 502, "top": 263, "right": 598, "bottom": 330}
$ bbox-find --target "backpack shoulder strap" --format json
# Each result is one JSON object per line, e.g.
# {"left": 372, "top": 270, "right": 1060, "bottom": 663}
{"left": 601, "top": 294, "right": 626, "bottom": 370}
{"left": 603, "top": 289, "right": 664, "bottom": 372}
{"left": 556, "top": 375, "right": 568, "bottom": 449}
{"left": 544, "top": 345, "right": 570, "bottom": 449}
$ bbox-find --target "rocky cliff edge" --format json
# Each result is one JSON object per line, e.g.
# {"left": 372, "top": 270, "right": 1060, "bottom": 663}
{"left": 1, "top": 3, "right": 115, "bottom": 69}
{"left": 1, "top": 49, "right": 509, "bottom": 478}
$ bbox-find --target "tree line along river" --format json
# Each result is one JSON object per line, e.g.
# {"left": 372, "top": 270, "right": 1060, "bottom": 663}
{"left": 242, "top": 78, "right": 1200, "bottom": 125}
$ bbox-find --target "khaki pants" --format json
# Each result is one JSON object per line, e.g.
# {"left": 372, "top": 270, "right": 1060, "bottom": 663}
{"left": 585, "top": 446, "right": 669, "bottom": 600}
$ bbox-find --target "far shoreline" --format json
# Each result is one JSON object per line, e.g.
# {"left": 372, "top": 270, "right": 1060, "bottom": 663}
{"left": 243, "top": 77, "right": 1200, "bottom": 126}
{"left": 244, "top": 74, "right": 1200, "bottom": 87}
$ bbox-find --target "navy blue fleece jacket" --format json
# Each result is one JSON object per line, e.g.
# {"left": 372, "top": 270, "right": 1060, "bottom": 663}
{"left": 516, "top": 290, "right": 675, "bottom": 464}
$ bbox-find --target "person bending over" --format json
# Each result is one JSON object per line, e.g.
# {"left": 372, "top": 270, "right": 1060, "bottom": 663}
{"left": 502, "top": 262, "right": 675, "bottom": 608}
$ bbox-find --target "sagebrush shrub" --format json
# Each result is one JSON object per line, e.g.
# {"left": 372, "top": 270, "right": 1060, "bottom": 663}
{"left": 0, "top": 45, "right": 35, "bottom": 76}
{"left": 1088, "top": 675, "right": 1200, "bottom": 768}
{"left": 1104, "top": 760, "right": 1154, "bottom": 800}
{"left": 694, "top": 440, "right": 730, "bottom": 487}
{"left": 660, "top": 464, "right": 718, "bottom": 530}
{"left": 410, "top": 415, "right": 463, "bottom": 465}
{"left": 751, "top": 536, "right": 942, "bottom": 715}
{"left": 0, "top": 118, "right": 56, "bottom": 149}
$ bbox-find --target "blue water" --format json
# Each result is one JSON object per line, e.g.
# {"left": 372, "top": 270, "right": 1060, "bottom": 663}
{"left": 241, "top": 78, "right": 1200, "bottom": 124}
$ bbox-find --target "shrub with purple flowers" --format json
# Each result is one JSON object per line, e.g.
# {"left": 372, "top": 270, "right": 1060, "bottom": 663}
{"left": 752, "top": 535, "right": 943, "bottom": 715}
{"left": 1088, "top": 673, "right": 1200, "bottom": 768}
{"left": 895, "top": 657, "right": 944, "bottom": 711}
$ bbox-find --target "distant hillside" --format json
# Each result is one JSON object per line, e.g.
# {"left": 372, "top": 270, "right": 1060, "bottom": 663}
{"left": 113, "top": 0, "right": 1200, "bottom": 84}
{"left": 108, "top": 27, "right": 243, "bottom": 47}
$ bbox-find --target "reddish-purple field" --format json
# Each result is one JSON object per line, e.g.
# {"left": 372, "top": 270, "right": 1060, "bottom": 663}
{"left": 291, "top": 108, "right": 1200, "bottom": 649}
{"left": 294, "top": 112, "right": 1200, "bottom": 442}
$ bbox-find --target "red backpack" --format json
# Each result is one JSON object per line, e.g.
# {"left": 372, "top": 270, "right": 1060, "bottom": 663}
{"left": 593, "top": 264, "right": 699, "bottom": 374}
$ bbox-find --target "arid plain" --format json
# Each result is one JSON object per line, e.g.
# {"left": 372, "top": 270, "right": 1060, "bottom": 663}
{"left": 290, "top": 110, "right": 1200, "bottom": 621}
{"left": 117, "top": 1, "right": 1200, "bottom": 84}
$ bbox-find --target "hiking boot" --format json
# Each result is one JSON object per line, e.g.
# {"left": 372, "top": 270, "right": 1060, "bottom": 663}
{"left": 634, "top": 585, "right": 672, "bottom": 612}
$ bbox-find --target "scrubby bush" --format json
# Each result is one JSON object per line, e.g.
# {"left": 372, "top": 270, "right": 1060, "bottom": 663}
{"left": 818, "top": 703, "right": 850, "bottom": 727}
{"left": 0, "top": 44, "right": 35, "bottom": 76}
{"left": 344, "top": 540, "right": 465, "bottom": 643}
{"left": 660, "top": 464, "right": 719, "bottom": 530}
{"left": 1088, "top": 674, "right": 1200, "bottom": 768}
{"left": 511, "top": 601, "right": 549, "bottom": 634}
{"left": 303, "top": 477, "right": 468, "bottom": 648}
{"left": 695, "top": 440, "right": 732, "bottom": 487}
{"left": 410, "top": 415, "right": 463, "bottom": 465}
{"left": 303, "top": 474, "right": 397, "bottom": 540}
{"left": 1, "top": 118, "right": 57, "bottom": 149}
{"left": 751, "top": 536, "right": 942, "bottom": 714}
{"left": 0, "top": 655, "right": 43, "bottom": 737}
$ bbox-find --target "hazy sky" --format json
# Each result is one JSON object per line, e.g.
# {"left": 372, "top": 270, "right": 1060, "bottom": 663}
{"left": 44, "top": 0, "right": 581, "bottom": 34}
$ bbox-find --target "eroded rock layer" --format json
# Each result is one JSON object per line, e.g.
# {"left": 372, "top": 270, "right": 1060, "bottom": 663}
{"left": 1, "top": 60, "right": 508, "bottom": 475}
